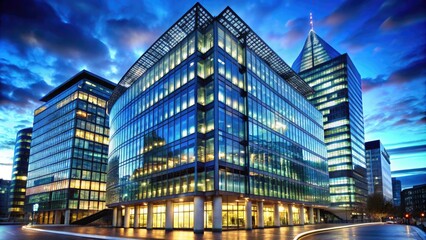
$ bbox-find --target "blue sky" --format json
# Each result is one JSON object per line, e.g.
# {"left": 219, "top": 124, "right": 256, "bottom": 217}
{"left": 0, "top": 0, "right": 425, "bottom": 189}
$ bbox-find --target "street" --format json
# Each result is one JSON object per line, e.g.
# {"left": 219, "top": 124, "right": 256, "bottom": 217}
{"left": 300, "top": 224, "right": 425, "bottom": 240}
{"left": 0, "top": 223, "right": 424, "bottom": 240}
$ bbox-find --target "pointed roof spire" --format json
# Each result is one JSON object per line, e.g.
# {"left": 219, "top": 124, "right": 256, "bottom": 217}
{"left": 292, "top": 31, "right": 341, "bottom": 73}
{"left": 310, "top": 12, "right": 314, "bottom": 31}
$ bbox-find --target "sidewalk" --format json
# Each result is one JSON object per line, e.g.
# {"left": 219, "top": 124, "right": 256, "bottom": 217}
{"left": 23, "top": 223, "right": 381, "bottom": 240}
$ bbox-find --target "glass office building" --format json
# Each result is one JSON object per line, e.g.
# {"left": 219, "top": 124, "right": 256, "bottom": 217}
{"left": 392, "top": 178, "right": 401, "bottom": 206}
{"left": 26, "top": 70, "right": 115, "bottom": 224}
{"left": 107, "top": 4, "right": 329, "bottom": 232}
{"left": 293, "top": 30, "right": 367, "bottom": 215}
{"left": 8, "top": 127, "right": 32, "bottom": 221}
{"left": 365, "top": 140, "right": 392, "bottom": 201}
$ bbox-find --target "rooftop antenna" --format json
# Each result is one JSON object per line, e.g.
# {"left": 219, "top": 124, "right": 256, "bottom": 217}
{"left": 310, "top": 12, "right": 314, "bottom": 31}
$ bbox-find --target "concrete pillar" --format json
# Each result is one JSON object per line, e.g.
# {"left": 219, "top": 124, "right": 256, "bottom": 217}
{"left": 309, "top": 207, "right": 314, "bottom": 224}
{"left": 257, "top": 201, "right": 264, "bottom": 228}
{"left": 134, "top": 205, "right": 139, "bottom": 228}
{"left": 274, "top": 203, "right": 280, "bottom": 227}
{"left": 54, "top": 210, "right": 61, "bottom": 224}
{"left": 194, "top": 196, "right": 205, "bottom": 233}
{"left": 124, "top": 206, "right": 130, "bottom": 228}
{"left": 245, "top": 200, "right": 252, "bottom": 230}
{"left": 165, "top": 200, "right": 173, "bottom": 231}
{"left": 317, "top": 209, "right": 321, "bottom": 223}
{"left": 64, "top": 210, "right": 70, "bottom": 225}
{"left": 117, "top": 208, "right": 122, "bottom": 227}
{"left": 212, "top": 196, "right": 222, "bottom": 232}
{"left": 112, "top": 207, "right": 118, "bottom": 227}
{"left": 288, "top": 205, "right": 293, "bottom": 226}
{"left": 299, "top": 206, "right": 305, "bottom": 225}
{"left": 147, "top": 203, "right": 153, "bottom": 230}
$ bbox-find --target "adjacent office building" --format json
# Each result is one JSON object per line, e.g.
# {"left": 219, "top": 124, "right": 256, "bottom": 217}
{"left": 292, "top": 28, "right": 367, "bottom": 215}
{"left": 0, "top": 179, "right": 11, "bottom": 219}
{"left": 365, "top": 140, "right": 392, "bottom": 201}
{"left": 26, "top": 70, "right": 115, "bottom": 224}
{"left": 401, "top": 184, "right": 426, "bottom": 218}
{"left": 392, "top": 178, "right": 401, "bottom": 206}
{"left": 8, "top": 127, "right": 32, "bottom": 221}
{"left": 106, "top": 4, "right": 329, "bottom": 232}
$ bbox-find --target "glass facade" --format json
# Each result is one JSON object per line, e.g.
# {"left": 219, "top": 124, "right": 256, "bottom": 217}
{"left": 107, "top": 4, "right": 328, "bottom": 231}
{"left": 292, "top": 30, "right": 367, "bottom": 212}
{"left": 392, "top": 178, "right": 401, "bottom": 206}
{"left": 365, "top": 140, "right": 392, "bottom": 201}
{"left": 26, "top": 70, "right": 115, "bottom": 224}
{"left": 8, "top": 127, "right": 32, "bottom": 221}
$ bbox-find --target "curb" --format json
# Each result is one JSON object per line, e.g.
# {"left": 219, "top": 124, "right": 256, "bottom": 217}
{"left": 22, "top": 225, "right": 137, "bottom": 240}
{"left": 292, "top": 222, "right": 382, "bottom": 240}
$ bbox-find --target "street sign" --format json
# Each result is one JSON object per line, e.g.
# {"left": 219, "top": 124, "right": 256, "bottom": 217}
{"left": 33, "top": 203, "right": 39, "bottom": 212}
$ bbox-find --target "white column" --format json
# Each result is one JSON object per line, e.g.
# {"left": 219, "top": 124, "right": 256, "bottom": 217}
{"left": 245, "top": 200, "right": 252, "bottom": 230}
{"left": 112, "top": 207, "right": 118, "bottom": 227}
{"left": 299, "top": 206, "right": 305, "bottom": 225}
{"left": 212, "top": 196, "right": 222, "bottom": 232}
{"left": 165, "top": 200, "right": 173, "bottom": 231}
{"left": 193, "top": 196, "right": 205, "bottom": 233}
{"left": 134, "top": 205, "right": 139, "bottom": 228}
{"left": 147, "top": 203, "right": 153, "bottom": 230}
{"left": 309, "top": 207, "right": 314, "bottom": 224}
{"left": 54, "top": 210, "right": 61, "bottom": 224}
{"left": 117, "top": 208, "right": 122, "bottom": 227}
{"left": 317, "top": 209, "right": 321, "bottom": 223}
{"left": 274, "top": 203, "right": 280, "bottom": 227}
{"left": 64, "top": 210, "right": 70, "bottom": 225}
{"left": 288, "top": 205, "right": 293, "bottom": 226}
{"left": 257, "top": 201, "right": 264, "bottom": 228}
{"left": 124, "top": 206, "right": 130, "bottom": 228}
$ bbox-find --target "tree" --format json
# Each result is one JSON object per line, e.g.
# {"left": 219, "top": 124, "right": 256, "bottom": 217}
{"left": 366, "top": 193, "right": 393, "bottom": 221}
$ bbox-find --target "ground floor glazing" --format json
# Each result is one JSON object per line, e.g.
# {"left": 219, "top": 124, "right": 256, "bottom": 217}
{"left": 110, "top": 195, "right": 323, "bottom": 232}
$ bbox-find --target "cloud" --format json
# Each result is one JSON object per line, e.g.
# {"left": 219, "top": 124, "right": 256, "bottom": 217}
{"left": 104, "top": 18, "right": 159, "bottom": 50}
{"left": 380, "top": 0, "right": 426, "bottom": 30}
{"left": 267, "top": 17, "right": 308, "bottom": 48}
{"left": 362, "top": 57, "right": 426, "bottom": 92}
{"left": 0, "top": 61, "right": 52, "bottom": 111}
{"left": 0, "top": 0, "right": 110, "bottom": 60}
{"left": 388, "top": 145, "right": 426, "bottom": 155}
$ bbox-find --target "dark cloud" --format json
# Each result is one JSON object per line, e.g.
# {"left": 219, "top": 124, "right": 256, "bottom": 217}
{"left": 323, "top": 0, "right": 425, "bottom": 52}
{"left": 104, "top": 18, "right": 158, "bottom": 51}
{"left": 380, "top": 0, "right": 426, "bottom": 30}
{"left": 388, "top": 145, "right": 426, "bottom": 155}
{"left": 0, "top": 0, "right": 110, "bottom": 60}
{"left": 364, "top": 95, "right": 425, "bottom": 133}
{"left": 362, "top": 57, "right": 426, "bottom": 92}
{"left": 322, "top": 0, "right": 376, "bottom": 32}
{"left": 267, "top": 17, "right": 308, "bottom": 48}
{"left": 362, "top": 75, "right": 386, "bottom": 92}
{"left": 0, "top": 61, "right": 52, "bottom": 112}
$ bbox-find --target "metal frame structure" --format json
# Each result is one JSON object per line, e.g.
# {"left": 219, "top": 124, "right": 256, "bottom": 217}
{"left": 108, "top": 3, "right": 314, "bottom": 111}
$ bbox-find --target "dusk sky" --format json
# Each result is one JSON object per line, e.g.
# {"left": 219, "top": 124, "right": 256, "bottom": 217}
{"left": 0, "top": 0, "right": 425, "bottom": 189}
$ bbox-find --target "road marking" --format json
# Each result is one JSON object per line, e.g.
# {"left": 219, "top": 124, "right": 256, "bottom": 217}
{"left": 293, "top": 222, "right": 382, "bottom": 240}
{"left": 22, "top": 225, "right": 137, "bottom": 240}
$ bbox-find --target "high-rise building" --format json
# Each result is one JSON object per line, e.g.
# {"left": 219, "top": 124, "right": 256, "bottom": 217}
{"left": 0, "top": 179, "right": 11, "bottom": 219}
{"left": 8, "top": 127, "right": 32, "bottom": 221}
{"left": 365, "top": 140, "right": 392, "bottom": 201}
{"left": 292, "top": 29, "right": 367, "bottom": 216}
{"left": 401, "top": 184, "right": 426, "bottom": 219}
{"left": 25, "top": 70, "right": 115, "bottom": 224}
{"left": 106, "top": 4, "right": 329, "bottom": 232}
{"left": 392, "top": 178, "right": 401, "bottom": 206}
